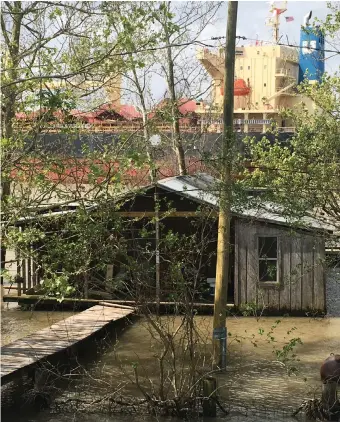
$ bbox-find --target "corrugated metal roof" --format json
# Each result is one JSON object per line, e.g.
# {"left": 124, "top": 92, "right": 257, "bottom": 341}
{"left": 157, "top": 173, "right": 335, "bottom": 232}
{"left": 8, "top": 173, "right": 336, "bottom": 232}
{"left": 157, "top": 173, "right": 218, "bottom": 206}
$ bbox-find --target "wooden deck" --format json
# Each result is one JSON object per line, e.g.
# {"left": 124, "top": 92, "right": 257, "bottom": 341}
{"left": 1, "top": 304, "right": 134, "bottom": 384}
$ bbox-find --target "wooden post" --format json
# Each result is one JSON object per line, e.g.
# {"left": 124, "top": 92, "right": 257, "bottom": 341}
{"left": 202, "top": 377, "right": 217, "bottom": 417}
{"left": 32, "top": 253, "right": 37, "bottom": 287}
{"left": 27, "top": 256, "right": 32, "bottom": 291}
{"left": 0, "top": 284, "right": 4, "bottom": 308}
{"left": 213, "top": 1, "right": 238, "bottom": 370}
{"left": 17, "top": 276, "right": 22, "bottom": 297}
{"left": 155, "top": 185, "right": 160, "bottom": 313}
{"left": 320, "top": 355, "right": 340, "bottom": 419}
{"left": 322, "top": 382, "right": 338, "bottom": 416}
{"left": 16, "top": 245, "right": 23, "bottom": 297}
{"left": 1, "top": 240, "right": 5, "bottom": 305}
{"left": 106, "top": 264, "right": 114, "bottom": 282}
{"left": 84, "top": 273, "right": 89, "bottom": 299}
{"left": 22, "top": 255, "right": 26, "bottom": 294}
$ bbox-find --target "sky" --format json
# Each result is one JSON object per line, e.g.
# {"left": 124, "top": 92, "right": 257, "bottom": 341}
{"left": 145, "top": 1, "right": 339, "bottom": 103}
{"left": 201, "top": 1, "right": 338, "bottom": 72}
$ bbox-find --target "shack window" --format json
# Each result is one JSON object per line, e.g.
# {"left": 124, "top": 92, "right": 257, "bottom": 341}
{"left": 258, "top": 236, "right": 278, "bottom": 282}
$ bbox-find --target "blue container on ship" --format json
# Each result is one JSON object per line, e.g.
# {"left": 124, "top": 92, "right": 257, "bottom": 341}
{"left": 298, "top": 17, "right": 325, "bottom": 83}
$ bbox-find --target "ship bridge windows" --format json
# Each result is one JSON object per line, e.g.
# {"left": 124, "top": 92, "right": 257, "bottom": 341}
{"left": 248, "top": 65, "right": 250, "bottom": 70}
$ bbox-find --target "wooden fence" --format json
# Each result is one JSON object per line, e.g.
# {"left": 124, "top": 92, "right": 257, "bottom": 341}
{"left": 15, "top": 247, "right": 42, "bottom": 296}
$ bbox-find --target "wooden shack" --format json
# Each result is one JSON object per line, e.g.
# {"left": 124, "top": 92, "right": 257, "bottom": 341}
{"left": 6, "top": 173, "right": 331, "bottom": 313}
{"left": 118, "top": 174, "right": 329, "bottom": 313}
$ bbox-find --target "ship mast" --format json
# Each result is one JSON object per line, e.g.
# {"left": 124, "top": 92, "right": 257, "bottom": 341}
{"left": 268, "top": 1, "right": 287, "bottom": 43}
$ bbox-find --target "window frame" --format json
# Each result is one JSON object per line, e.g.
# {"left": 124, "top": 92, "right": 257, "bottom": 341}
{"left": 257, "top": 235, "right": 281, "bottom": 287}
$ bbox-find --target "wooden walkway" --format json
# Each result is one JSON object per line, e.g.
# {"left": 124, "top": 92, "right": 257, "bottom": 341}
{"left": 1, "top": 304, "right": 134, "bottom": 384}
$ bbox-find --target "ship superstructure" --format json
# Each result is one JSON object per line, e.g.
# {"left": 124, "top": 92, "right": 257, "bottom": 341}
{"left": 196, "top": 3, "right": 325, "bottom": 133}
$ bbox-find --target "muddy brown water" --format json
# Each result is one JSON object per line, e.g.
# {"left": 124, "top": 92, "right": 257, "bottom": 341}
{"left": 1, "top": 304, "right": 339, "bottom": 421}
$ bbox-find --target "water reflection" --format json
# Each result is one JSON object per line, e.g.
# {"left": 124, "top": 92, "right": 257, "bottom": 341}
{"left": 2, "top": 306, "right": 339, "bottom": 422}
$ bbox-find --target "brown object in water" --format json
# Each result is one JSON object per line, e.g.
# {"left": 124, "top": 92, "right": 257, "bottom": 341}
{"left": 320, "top": 354, "right": 340, "bottom": 383}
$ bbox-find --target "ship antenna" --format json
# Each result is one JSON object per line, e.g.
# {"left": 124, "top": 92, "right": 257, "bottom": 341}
{"left": 269, "top": 0, "right": 287, "bottom": 43}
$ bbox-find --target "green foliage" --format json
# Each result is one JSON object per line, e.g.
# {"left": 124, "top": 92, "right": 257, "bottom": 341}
{"left": 239, "top": 301, "right": 264, "bottom": 317}
{"left": 273, "top": 337, "right": 303, "bottom": 376}
{"left": 314, "top": 3, "right": 340, "bottom": 37}
{"left": 239, "top": 3, "right": 339, "bottom": 233}
{"left": 228, "top": 320, "right": 303, "bottom": 376}
{"left": 37, "top": 90, "right": 76, "bottom": 112}
{"left": 41, "top": 274, "right": 75, "bottom": 301}
{"left": 241, "top": 74, "right": 340, "bottom": 230}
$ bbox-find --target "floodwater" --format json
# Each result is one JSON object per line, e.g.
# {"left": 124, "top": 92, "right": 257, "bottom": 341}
{"left": 1, "top": 305, "right": 340, "bottom": 422}
{"left": 1, "top": 304, "right": 76, "bottom": 345}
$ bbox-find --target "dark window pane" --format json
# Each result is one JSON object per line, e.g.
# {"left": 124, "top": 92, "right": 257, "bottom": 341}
{"left": 259, "top": 237, "right": 277, "bottom": 258}
{"left": 259, "top": 260, "right": 277, "bottom": 282}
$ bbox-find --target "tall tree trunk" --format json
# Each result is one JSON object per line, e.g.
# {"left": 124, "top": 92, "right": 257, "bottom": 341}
{"left": 130, "top": 64, "right": 160, "bottom": 309}
{"left": 1, "top": 2, "right": 23, "bottom": 286}
{"left": 163, "top": 10, "right": 186, "bottom": 177}
{"left": 166, "top": 43, "right": 187, "bottom": 176}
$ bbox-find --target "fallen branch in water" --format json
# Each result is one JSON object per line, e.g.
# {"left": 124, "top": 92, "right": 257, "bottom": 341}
{"left": 52, "top": 392, "right": 231, "bottom": 418}
{"left": 292, "top": 398, "right": 340, "bottom": 421}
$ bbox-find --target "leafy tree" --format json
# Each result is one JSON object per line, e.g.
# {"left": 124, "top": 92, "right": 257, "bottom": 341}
{"left": 147, "top": 1, "right": 221, "bottom": 175}
{"left": 240, "top": 5, "right": 340, "bottom": 233}
{"left": 0, "top": 1, "right": 164, "bottom": 288}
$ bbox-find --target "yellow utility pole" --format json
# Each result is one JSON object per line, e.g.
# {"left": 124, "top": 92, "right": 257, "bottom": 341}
{"left": 213, "top": 1, "right": 238, "bottom": 370}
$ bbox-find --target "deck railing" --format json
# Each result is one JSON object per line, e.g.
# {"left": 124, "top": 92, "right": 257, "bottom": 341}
{"left": 14, "top": 122, "right": 200, "bottom": 133}
{"left": 275, "top": 68, "right": 297, "bottom": 78}
{"left": 14, "top": 121, "right": 296, "bottom": 135}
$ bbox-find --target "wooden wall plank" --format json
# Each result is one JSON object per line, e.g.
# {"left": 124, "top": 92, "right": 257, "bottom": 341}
{"left": 267, "top": 286, "right": 280, "bottom": 310}
{"left": 15, "top": 247, "right": 21, "bottom": 297}
{"left": 313, "top": 236, "right": 325, "bottom": 311}
{"left": 234, "top": 221, "right": 239, "bottom": 306}
{"left": 301, "top": 235, "right": 314, "bottom": 310}
{"left": 290, "top": 234, "right": 302, "bottom": 311}
{"left": 27, "top": 257, "right": 32, "bottom": 290}
{"left": 15, "top": 248, "right": 20, "bottom": 277}
{"left": 237, "top": 221, "right": 248, "bottom": 305}
{"left": 279, "top": 232, "right": 291, "bottom": 312}
{"left": 32, "top": 260, "right": 37, "bottom": 287}
{"left": 22, "top": 257, "right": 26, "bottom": 293}
{"left": 246, "top": 224, "right": 257, "bottom": 304}
{"left": 267, "top": 226, "right": 281, "bottom": 310}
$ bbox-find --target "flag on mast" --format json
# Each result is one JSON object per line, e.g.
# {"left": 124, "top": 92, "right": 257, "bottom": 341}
{"left": 285, "top": 16, "right": 294, "bottom": 22}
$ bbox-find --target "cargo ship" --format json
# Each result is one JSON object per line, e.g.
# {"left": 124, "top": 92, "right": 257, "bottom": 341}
{"left": 15, "top": 2, "right": 324, "bottom": 138}
{"left": 195, "top": 2, "right": 325, "bottom": 134}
